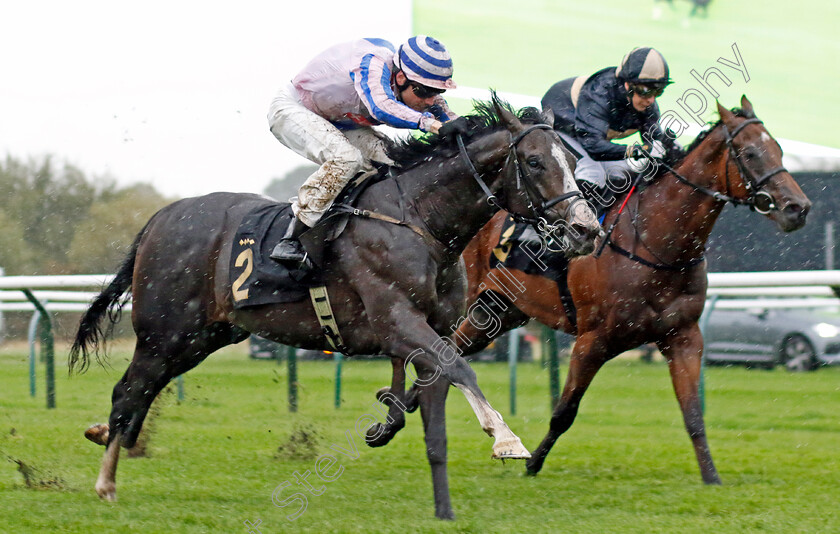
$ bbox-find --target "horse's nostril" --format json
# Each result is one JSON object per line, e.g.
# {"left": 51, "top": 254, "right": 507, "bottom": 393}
{"left": 571, "top": 223, "right": 590, "bottom": 236}
{"left": 785, "top": 203, "right": 809, "bottom": 220}
{"left": 570, "top": 222, "right": 602, "bottom": 244}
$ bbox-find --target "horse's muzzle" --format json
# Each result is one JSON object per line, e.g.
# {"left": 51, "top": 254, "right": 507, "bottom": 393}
{"left": 775, "top": 199, "right": 810, "bottom": 232}
{"left": 558, "top": 199, "right": 602, "bottom": 257}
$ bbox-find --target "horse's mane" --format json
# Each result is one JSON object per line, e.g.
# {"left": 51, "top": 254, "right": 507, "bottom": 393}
{"left": 684, "top": 106, "right": 756, "bottom": 154}
{"left": 386, "top": 95, "right": 548, "bottom": 170}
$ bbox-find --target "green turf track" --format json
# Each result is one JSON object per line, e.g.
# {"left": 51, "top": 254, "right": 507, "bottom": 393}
{"left": 1, "top": 343, "right": 838, "bottom": 533}
{"left": 415, "top": 0, "right": 840, "bottom": 149}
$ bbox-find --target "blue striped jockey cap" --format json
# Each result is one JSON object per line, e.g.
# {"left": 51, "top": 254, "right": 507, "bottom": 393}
{"left": 395, "top": 35, "right": 457, "bottom": 90}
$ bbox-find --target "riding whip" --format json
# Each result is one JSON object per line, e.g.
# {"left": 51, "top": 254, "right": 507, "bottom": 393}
{"left": 593, "top": 150, "right": 655, "bottom": 258}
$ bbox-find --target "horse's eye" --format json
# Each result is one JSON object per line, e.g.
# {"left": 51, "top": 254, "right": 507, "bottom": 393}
{"left": 744, "top": 148, "right": 760, "bottom": 160}
{"left": 527, "top": 158, "right": 540, "bottom": 168}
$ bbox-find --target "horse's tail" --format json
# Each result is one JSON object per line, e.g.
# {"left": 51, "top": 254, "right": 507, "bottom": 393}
{"left": 69, "top": 223, "right": 147, "bottom": 374}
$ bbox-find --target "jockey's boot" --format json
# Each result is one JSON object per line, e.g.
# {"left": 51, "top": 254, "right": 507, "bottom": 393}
{"left": 270, "top": 217, "right": 310, "bottom": 265}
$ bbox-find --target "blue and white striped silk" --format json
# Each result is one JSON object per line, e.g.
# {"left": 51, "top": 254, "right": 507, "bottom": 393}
{"left": 292, "top": 38, "right": 454, "bottom": 133}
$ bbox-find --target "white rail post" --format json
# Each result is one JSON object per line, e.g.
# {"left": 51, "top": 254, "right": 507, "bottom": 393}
{"left": 0, "top": 267, "right": 4, "bottom": 343}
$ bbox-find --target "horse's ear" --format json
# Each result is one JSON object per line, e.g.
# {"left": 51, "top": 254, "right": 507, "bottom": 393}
{"left": 740, "top": 95, "right": 755, "bottom": 117}
{"left": 491, "top": 89, "right": 522, "bottom": 131}
{"left": 716, "top": 100, "right": 735, "bottom": 123}
{"left": 541, "top": 107, "right": 555, "bottom": 129}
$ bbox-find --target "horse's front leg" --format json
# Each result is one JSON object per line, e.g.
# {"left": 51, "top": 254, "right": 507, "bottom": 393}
{"left": 383, "top": 294, "right": 529, "bottom": 423}
{"left": 362, "top": 293, "right": 530, "bottom": 460}
{"left": 365, "top": 357, "right": 407, "bottom": 447}
{"left": 658, "top": 324, "right": 722, "bottom": 485}
{"left": 416, "top": 367, "right": 454, "bottom": 520}
{"left": 527, "top": 330, "right": 611, "bottom": 475}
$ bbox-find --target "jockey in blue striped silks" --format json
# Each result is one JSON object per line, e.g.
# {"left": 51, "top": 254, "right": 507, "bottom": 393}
{"left": 268, "top": 36, "right": 464, "bottom": 265}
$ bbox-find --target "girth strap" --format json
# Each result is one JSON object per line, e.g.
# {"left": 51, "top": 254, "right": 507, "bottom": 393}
{"left": 332, "top": 203, "right": 438, "bottom": 247}
{"left": 308, "top": 286, "right": 349, "bottom": 353}
{"left": 608, "top": 242, "right": 706, "bottom": 271}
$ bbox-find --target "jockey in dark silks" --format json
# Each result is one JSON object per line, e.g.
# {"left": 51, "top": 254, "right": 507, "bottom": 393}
{"left": 542, "top": 47, "right": 682, "bottom": 216}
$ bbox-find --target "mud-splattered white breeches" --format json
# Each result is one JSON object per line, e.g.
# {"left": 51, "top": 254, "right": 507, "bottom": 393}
{"left": 268, "top": 83, "right": 393, "bottom": 226}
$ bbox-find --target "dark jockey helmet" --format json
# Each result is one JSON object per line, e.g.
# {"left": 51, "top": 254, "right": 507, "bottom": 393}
{"left": 615, "top": 47, "right": 672, "bottom": 89}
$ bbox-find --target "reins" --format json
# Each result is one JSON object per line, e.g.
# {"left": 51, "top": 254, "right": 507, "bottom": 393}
{"left": 601, "top": 116, "right": 787, "bottom": 270}
{"left": 649, "top": 118, "right": 786, "bottom": 214}
{"left": 455, "top": 124, "right": 583, "bottom": 237}
{"left": 337, "top": 122, "right": 582, "bottom": 248}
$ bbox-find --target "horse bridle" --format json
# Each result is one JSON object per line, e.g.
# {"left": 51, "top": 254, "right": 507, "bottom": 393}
{"left": 607, "top": 116, "right": 788, "bottom": 271}
{"left": 455, "top": 124, "right": 584, "bottom": 236}
{"left": 658, "top": 117, "right": 787, "bottom": 215}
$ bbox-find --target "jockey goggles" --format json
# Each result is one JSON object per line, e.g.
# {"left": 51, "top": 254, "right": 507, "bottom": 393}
{"left": 630, "top": 84, "right": 665, "bottom": 98}
{"left": 410, "top": 82, "right": 446, "bottom": 99}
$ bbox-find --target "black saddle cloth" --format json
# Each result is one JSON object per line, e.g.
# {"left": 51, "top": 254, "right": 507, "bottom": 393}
{"left": 229, "top": 167, "right": 391, "bottom": 309}
{"left": 230, "top": 203, "right": 321, "bottom": 309}
{"left": 488, "top": 216, "right": 578, "bottom": 330}
{"left": 488, "top": 216, "right": 569, "bottom": 281}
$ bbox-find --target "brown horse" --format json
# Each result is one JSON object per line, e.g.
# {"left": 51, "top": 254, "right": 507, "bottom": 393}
{"left": 69, "top": 96, "right": 602, "bottom": 520}
{"left": 379, "top": 96, "right": 811, "bottom": 486}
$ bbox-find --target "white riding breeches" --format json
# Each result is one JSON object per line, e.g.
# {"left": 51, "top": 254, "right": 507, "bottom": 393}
{"left": 557, "top": 131, "right": 635, "bottom": 212}
{"left": 268, "top": 83, "right": 393, "bottom": 227}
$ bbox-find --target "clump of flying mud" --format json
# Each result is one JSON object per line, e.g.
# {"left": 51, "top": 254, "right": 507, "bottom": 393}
{"left": 127, "top": 384, "right": 175, "bottom": 458}
{"left": 275, "top": 423, "right": 322, "bottom": 461}
{"left": 11, "top": 458, "right": 67, "bottom": 490}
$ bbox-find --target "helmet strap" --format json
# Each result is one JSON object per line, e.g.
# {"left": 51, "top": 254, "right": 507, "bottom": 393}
{"left": 622, "top": 82, "right": 634, "bottom": 101}
{"left": 393, "top": 69, "right": 411, "bottom": 103}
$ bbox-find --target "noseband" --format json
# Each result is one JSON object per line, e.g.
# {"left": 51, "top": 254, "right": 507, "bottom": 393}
{"left": 662, "top": 117, "right": 788, "bottom": 214}
{"left": 455, "top": 124, "right": 584, "bottom": 235}
{"left": 719, "top": 118, "right": 787, "bottom": 214}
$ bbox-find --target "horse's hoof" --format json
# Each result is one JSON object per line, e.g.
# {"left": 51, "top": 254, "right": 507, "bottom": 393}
{"left": 95, "top": 482, "right": 117, "bottom": 502}
{"left": 375, "top": 387, "right": 392, "bottom": 404}
{"left": 364, "top": 423, "right": 391, "bottom": 448}
{"left": 435, "top": 509, "right": 456, "bottom": 521}
{"left": 525, "top": 459, "right": 542, "bottom": 475}
{"left": 85, "top": 424, "right": 110, "bottom": 446}
{"left": 491, "top": 438, "right": 532, "bottom": 459}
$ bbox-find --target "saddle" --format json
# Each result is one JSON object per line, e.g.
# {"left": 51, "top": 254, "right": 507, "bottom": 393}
{"left": 488, "top": 215, "right": 578, "bottom": 331}
{"left": 229, "top": 168, "right": 390, "bottom": 310}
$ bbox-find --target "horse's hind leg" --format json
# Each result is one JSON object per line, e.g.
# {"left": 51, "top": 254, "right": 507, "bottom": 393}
{"left": 95, "top": 433, "right": 122, "bottom": 500}
{"left": 95, "top": 322, "right": 247, "bottom": 500}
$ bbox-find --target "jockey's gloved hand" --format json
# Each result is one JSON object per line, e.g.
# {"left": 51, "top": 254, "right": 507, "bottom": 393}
{"left": 438, "top": 117, "right": 470, "bottom": 139}
{"left": 665, "top": 142, "right": 687, "bottom": 165}
{"left": 626, "top": 144, "right": 645, "bottom": 159}
{"left": 649, "top": 140, "right": 666, "bottom": 159}
{"left": 626, "top": 140, "right": 666, "bottom": 160}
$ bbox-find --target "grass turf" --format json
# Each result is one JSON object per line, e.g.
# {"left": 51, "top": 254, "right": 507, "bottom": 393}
{"left": 1, "top": 341, "right": 838, "bottom": 533}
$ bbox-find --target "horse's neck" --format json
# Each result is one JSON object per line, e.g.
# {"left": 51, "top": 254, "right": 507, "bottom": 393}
{"left": 401, "top": 131, "right": 509, "bottom": 254}
{"left": 625, "top": 132, "right": 730, "bottom": 261}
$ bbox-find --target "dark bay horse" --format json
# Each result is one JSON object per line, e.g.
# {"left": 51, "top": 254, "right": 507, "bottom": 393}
{"left": 69, "top": 96, "right": 602, "bottom": 519}
{"left": 381, "top": 96, "right": 811, "bottom": 486}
